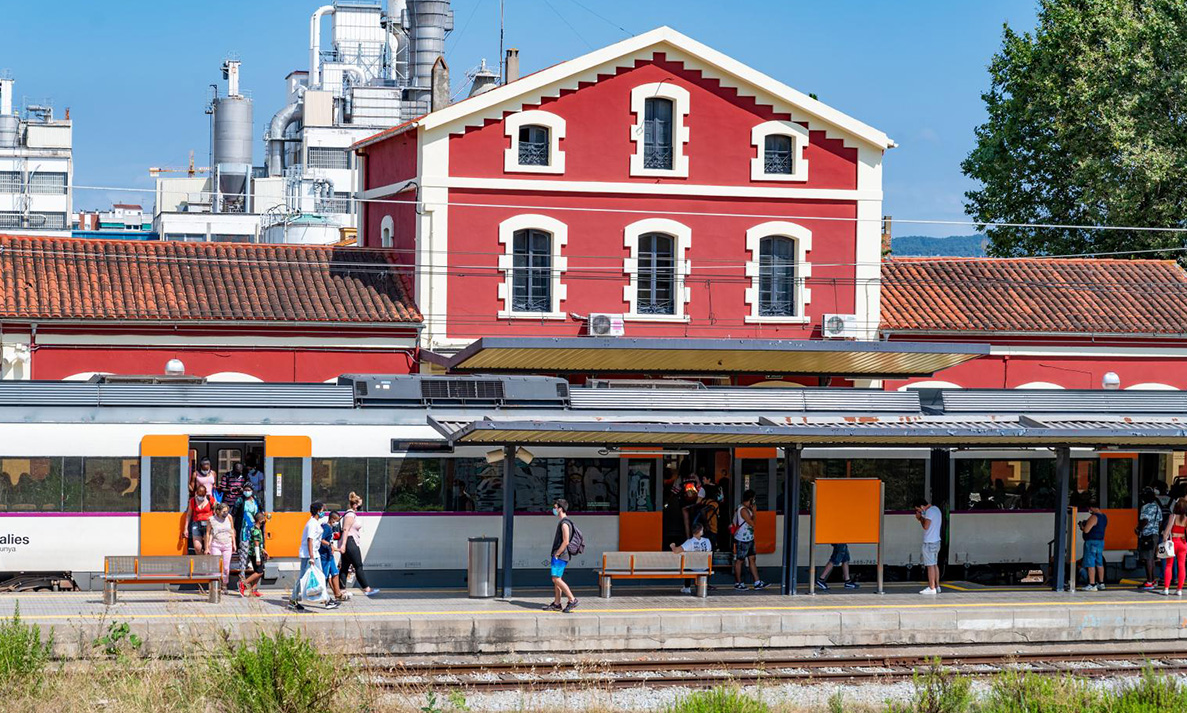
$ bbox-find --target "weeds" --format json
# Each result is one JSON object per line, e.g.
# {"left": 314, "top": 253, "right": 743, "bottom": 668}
{"left": 664, "top": 686, "right": 770, "bottom": 713}
{"left": 218, "top": 629, "right": 351, "bottom": 713}
{"left": 92, "top": 620, "right": 142, "bottom": 658}
{"left": 887, "top": 659, "right": 972, "bottom": 713}
{"left": 0, "top": 603, "right": 53, "bottom": 694}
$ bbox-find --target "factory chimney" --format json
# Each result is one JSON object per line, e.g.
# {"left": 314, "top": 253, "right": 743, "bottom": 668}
{"left": 431, "top": 56, "right": 450, "bottom": 112}
{"left": 505, "top": 48, "right": 519, "bottom": 83}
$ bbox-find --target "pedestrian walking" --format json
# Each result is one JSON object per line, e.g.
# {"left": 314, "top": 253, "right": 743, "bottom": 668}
{"left": 338, "top": 493, "right": 380, "bottom": 597}
{"left": 238, "top": 512, "right": 267, "bottom": 598}
{"left": 208, "top": 503, "right": 236, "bottom": 588}
{"left": 1078, "top": 501, "right": 1108, "bottom": 591}
{"left": 233, "top": 486, "right": 260, "bottom": 552}
{"left": 816, "top": 543, "right": 860, "bottom": 590}
{"left": 914, "top": 498, "right": 942, "bottom": 595}
{"left": 1138, "top": 487, "right": 1162, "bottom": 590}
{"left": 670, "top": 522, "right": 712, "bottom": 595}
{"left": 1163, "top": 497, "right": 1187, "bottom": 596}
{"left": 732, "top": 489, "right": 767, "bottom": 590}
{"left": 191, "top": 457, "right": 216, "bottom": 499}
{"left": 543, "top": 498, "right": 581, "bottom": 612}
{"left": 288, "top": 501, "right": 339, "bottom": 611}
{"left": 218, "top": 462, "right": 247, "bottom": 514}
{"left": 245, "top": 458, "right": 265, "bottom": 499}
{"left": 182, "top": 483, "right": 216, "bottom": 555}
{"left": 320, "top": 510, "right": 345, "bottom": 602}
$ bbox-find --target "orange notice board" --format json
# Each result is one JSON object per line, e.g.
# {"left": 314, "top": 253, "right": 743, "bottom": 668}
{"left": 815, "top": 478, "right": 882, "bottom": 545}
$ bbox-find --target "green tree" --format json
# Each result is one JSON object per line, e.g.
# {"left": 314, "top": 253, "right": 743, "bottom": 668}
{"left": 963, "top": 0, "right": 1187, "bottom": 257}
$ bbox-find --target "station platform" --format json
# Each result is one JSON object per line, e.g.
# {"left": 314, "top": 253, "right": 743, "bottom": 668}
{"left": 4, "top": 582, "right": 1186, "bottom": 657}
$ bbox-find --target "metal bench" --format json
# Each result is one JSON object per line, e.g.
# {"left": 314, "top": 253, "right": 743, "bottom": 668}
{"left": 102, "top": 555, "right": 223, "bottom": 604}
{"left": 599, "top": 551, "right": 713, "bottom": 598}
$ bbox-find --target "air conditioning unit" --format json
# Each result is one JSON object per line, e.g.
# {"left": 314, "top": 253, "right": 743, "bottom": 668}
{"left": 822, "top": 313, "right": 860, "bottom": 339}
{"left": 587, "top": 313, "right": 625, "bottom": 337}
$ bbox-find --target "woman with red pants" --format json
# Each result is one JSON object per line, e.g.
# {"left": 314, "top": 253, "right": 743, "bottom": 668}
{"left": 1162, "top": 498, "right": 1187, "bottom": 596}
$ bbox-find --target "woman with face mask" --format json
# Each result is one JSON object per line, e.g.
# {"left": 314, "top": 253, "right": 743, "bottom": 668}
{"left": 235, "top": 486, "right": 260, "bottom": 574}
{"left": 183, "top": 483, "right": 215, "bottom": 555}
{"left": 208, "top": 503, "right": 236, "bottom": 588}
{"left": 191, "top": 458, "right": 216, "bottom": 499}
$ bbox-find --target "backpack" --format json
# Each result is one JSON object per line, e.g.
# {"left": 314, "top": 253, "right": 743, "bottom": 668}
{"left": 564, "top": 519, "right": 585, "bottom": 556}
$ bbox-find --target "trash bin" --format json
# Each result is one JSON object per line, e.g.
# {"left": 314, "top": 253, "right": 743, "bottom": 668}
{"left": 467, "top": 537, "right": 498, "bottom": 598}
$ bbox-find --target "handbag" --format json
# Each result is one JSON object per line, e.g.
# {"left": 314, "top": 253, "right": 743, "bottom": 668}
{"left": 1158, "top": 539, "right": 1176, "bottom": 559}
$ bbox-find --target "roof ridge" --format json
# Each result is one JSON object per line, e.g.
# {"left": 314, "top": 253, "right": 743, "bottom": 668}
{"left": 0, "top": 232, "right": 399, "bottom": 255}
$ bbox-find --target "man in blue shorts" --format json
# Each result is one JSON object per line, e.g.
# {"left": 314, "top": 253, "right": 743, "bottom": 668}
{"left": 543, "top": 499, "right": 579, "bottom": 613}
{"left": 816, "top": 543, "right": 860, "bottom": 590}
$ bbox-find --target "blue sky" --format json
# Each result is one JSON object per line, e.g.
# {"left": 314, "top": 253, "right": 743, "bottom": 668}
{"left": 5, "top": 0, "right": 1036, "bottom": 237}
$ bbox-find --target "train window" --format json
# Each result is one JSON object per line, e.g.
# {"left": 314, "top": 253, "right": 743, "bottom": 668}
{"left": 1106, "top": 458, "right": 1135, "bottom": 509}
{"left": 740, "top": 459, "right": 772, "bottom": 510}
{"left": 373, "top": 458, "right": 445, "bottom": 512}
{"left": 149, "top": 458, "right": 182, "bottom": 512}
{"left": 0, "top": 457, "right": 63, "bottom": 511}
{"left": 312, "top": 458, "right": 367, "bottom": 512}
{"left": 626, "top": 459, "right": 658, "bottom": 512}
{"left": 955, "top": 458, "right": 1099, "bottom": 511}
{"left": 217, "top": 449, "right": 242, "bottom": 475}
{"left": 82, "top": 458, "right": 139, "bottom": 512}
{"left": 447, "top": 458, "right": 504, "bottom": 512}
{"left": 559, "top": 459, "right": 619, "bottom": 512}
{"left": 273, "top": 458, "right": 303, "bottom": 512}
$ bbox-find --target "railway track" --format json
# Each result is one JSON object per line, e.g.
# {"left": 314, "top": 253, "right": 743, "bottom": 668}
{"left": 373, "top": 651, "right": 1187, "bottom": 692}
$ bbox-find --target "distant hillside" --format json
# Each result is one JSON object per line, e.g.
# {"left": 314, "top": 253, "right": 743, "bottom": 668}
{"left": 891, "top": 234, "right": 988, "bottom": 257}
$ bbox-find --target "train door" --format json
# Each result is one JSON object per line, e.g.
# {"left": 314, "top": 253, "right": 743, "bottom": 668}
{"left": 139, "top": 435, "right": 189, "bottom": 556}
{"left": 618, "top": 451, "right": 664, "bottom": 551}
{"left": 735, "top": 448, "right": 777, "bottom": 556}
{"left": 263, "top": 436, "right": 312, "bottom": 557}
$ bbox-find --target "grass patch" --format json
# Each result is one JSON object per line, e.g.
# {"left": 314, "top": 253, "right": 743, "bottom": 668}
{"left": 0, "top": 603, "right": 52, "bottom": 694}
{"left": 218, "top": 629, "right": 354, "bottom": 713}
{"left": 664, "top": 686, "right": 770, "bottom": 713}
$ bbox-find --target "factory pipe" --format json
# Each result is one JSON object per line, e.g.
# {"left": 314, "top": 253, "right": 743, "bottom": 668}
{"left": 309, "top": 4, "right": 335, "bottom": 89}
{"left": 266, "top": 100, "right": 303, "bottom": 177}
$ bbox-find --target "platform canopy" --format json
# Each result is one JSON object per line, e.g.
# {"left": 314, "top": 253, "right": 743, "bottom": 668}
{"left": 431, "top": 415, "right": 1187, "bottom": 449}
{"left": 422, "top": 337, "right": 988, "bottom": 378}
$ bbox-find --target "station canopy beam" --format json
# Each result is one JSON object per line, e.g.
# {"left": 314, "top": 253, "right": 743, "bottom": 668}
{"left": 422, "top": 337, "right": 988, "bottom": 378}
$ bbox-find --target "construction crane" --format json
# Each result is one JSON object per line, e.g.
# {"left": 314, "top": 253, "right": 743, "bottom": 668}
{"left": 149, "top": 150, "right": 210, "bottom": 177}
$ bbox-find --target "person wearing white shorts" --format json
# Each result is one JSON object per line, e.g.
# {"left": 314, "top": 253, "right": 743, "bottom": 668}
{"left": 914, "top": 498, "right": 943, "bottom": 595}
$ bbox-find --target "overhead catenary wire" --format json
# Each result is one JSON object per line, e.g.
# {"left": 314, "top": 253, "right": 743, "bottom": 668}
{"left": 69, "top": 184, "right": 1187, "bottom": 237}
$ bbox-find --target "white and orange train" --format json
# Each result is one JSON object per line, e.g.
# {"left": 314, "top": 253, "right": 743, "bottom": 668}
{"left": 0, "top": 375, "right": 1162, "bottom": 590}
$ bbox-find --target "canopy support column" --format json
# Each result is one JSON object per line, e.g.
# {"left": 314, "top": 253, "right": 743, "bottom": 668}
{"left": 781, "top": 445, "right": 802, "bottom": 595}
{"left": 501, "top": 444, "right": 515, "bottom": 599}
{"left": 1052, "top": 446, "right": 1071, "bottom": 592}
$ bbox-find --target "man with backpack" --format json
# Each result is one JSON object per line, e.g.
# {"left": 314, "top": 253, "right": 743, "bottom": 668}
{"left": 543, "top": 498, "right": 582, "bottom": 613}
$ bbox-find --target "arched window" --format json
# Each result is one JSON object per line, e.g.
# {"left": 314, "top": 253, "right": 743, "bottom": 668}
{"left": 518, "top": 125, "right": 550, "bottom": 166}
{"left": 758, "top": 236, "right": 796, "bottom": 316}
{"left": 380, "top": 215, "right": 394, "bottom": 248}
{"left": 643, "top": 98, "right": 674, "bottom": 170}
{"left": 764, "top": 135, "right": 793, "bottom": 175}
{"left": 512, "top": 228, "right": 553, "bottom": 312}
{"left": 637, "top": 232, "right": 675, "bottom": 315}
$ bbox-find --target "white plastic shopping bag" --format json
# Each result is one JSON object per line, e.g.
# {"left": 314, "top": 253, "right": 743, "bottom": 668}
{"left": 299, "top": 563, "right": 328, "bottom": 603}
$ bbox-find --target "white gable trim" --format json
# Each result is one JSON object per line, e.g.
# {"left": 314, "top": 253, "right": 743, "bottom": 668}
{"left": 418, "top": 27, "right": 893, "bottom": 150}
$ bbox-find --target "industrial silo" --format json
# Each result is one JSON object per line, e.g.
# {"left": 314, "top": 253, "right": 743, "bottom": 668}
{"left": 211, "top": 60, "right": 253, "bottom": 212}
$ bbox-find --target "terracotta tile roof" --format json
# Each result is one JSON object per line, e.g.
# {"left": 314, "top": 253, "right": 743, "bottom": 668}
{"left": 0, "top": 234, "right": 421, "bottom": 325}
{"left": 881, "top": 257, "right": 1187, "bottom": 336}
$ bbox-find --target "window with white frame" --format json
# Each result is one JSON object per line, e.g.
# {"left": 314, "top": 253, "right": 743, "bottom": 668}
{"left": 622, "top": 218, "right": 691, "bottom": 320}
{"left": 744, "top": 221, "right": 812, "bottom": 323}
{"left": 504, "top": 110, "right": 566, "bottom": 174}
{"left": 629, "top": 83, "right": 690, "bottom": 178}
{"left": 750, "top": 120, "right": 809, "bottom": 182}
{"left": 380, "top": 215, "right": 394, "bottom": 248}
{"left": 512, "top": 229, "right": 553, "bottom": 312}
{"left": 758, "top": 237, "right": 796, "bottom": 316}
{"left": 497, "top": 214, "right": 568, "bottom": 318}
